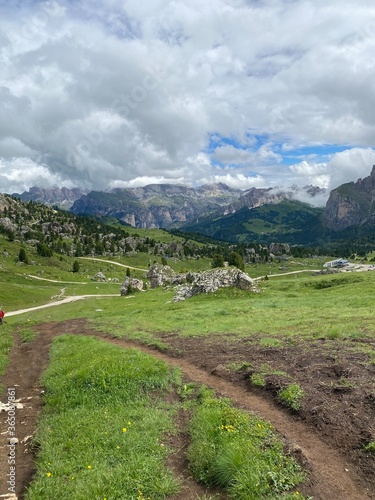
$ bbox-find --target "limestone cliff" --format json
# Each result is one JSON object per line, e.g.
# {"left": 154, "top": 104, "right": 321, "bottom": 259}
{"left": 323, "top": 165, "right": 375, "bottom": 230}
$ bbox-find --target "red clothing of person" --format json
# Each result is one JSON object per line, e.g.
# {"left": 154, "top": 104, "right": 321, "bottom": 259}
{"left": 0, "top": 310, "right": 4, "bottom": 322}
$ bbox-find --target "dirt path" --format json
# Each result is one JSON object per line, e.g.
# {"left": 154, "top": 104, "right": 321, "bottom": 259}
{"left": 23, "top": 275, "right": 89, "bottom": 284}
{"left": 78, "top": 256, "right": 148, "bottom": 272}
{"left": 6, "top": 295, "right": 119, "bottom": 317}
{"left": 0, "top": 319, "right": 373, "bottom": 499}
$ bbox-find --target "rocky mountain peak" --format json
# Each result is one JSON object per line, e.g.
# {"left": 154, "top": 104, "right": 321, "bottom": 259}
{"left": 323, "top": 166, "right": 375, "bottom": 230}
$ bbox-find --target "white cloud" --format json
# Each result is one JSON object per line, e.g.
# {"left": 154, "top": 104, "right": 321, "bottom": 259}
{"left": 0, "top": 158, "right": 75, "bottom": 193}
{"left": 199, "top": 173, "right": 266, "bottom": 190}
{"left": 0, "top": 1, "right": 375, "bottom": 194}
{"left": 288, "top": 148, "right": 375, "bottom": 200}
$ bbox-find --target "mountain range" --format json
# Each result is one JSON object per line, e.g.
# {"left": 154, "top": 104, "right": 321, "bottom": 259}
{"left": 14, "top": 182, "right": 324, "bottom": 227}
{"left": 11, "top": 166, "right": 375, "bottom": 245}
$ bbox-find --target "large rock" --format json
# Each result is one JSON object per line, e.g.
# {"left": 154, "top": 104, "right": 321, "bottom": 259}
{"left": 146, "top": 264, "right": 184, "bottom": 288}
{"left": 173, "top": 268, "right": 259, "bottom": 302}
{"left": 120, "top": 277, "right": 144, "bottom": 295}
{"left": 269, "top": 242, "right": 290, "bottom": 255}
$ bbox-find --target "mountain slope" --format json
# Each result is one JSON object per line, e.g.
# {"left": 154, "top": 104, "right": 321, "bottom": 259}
{"left": 182, "top": 200, "right": 324, "bottom": 244}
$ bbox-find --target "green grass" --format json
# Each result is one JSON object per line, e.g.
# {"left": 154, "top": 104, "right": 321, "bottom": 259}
{"left": 364, "top": 441, "right": 375, "bottom": 453}
{"left": 14, "top": 268, "right": 372, "bottom": 367}
{"left": 25, "top": 335, "right": 181, "bottom": 500}
{"left": 249, "top": 364, "right": 289, "bottom": 389}
{"left": 278, "top": 384, "right": 305, "bottom": 411}
{"left": 187, "top": 386, "right": 306, "bottom": 499}
{"left": 25, "top": 336, "right": 309, "bottom": 499}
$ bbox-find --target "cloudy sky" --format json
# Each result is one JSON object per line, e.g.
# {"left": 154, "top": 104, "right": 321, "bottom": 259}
{"left": 1, "top": 0, "right": 375, "bottom": 201}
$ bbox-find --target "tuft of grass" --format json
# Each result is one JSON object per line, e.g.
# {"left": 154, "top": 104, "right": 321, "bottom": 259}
{"left": 25, "top": 335, "right": 181, "bottom": 499}
{"left": 259, "top": 337, "right": 282, "bottom": 348}
{"left": 187, "top": 387, "right": 305, "bottom": 498}
{"left": 226, "top": 361, "right": 252, "bottom": 371}
{"left": 325, "top": 327, "right": 342, "bottom": 340}
{"left": 250, "top": 373, "right": 266, "bottom": 387}
{"left": 18, "top": 325, "right": 38, "bottom": 342}
{"left": 278, "top": 384, "right": 305, "bottom": 411}
{"left": 250, "top": 363, "right": 289, "bottom": 389}
{"left": 363, "top": 441, "right": 375, "bottom": 453}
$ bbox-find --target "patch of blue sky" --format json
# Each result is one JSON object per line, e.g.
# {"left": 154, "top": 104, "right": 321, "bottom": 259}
{"left": 280, "top": 144, "right": 350, "bottom": 165}
{"left": 207, "top": 132, "right": 354, "bottom": 168}
{"left": 206, "top": 132, "right": 260, "bottom": 153}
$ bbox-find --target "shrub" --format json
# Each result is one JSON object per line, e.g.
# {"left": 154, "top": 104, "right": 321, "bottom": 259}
{"left": 18, "top": 247, "right": 28, "bottom": 264}
{"left": 211, "top": 254, "right": 224, "bottom": 268}
{"left": 72, "top": 260, "right": 80, "bottom": 273}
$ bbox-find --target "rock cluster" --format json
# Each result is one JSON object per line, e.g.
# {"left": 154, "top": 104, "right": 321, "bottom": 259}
{"left": 173, "top": 268, "right": 259, "bottom": 302}
{"left": 144, "top": 264, "right": 258, "bottom": 301}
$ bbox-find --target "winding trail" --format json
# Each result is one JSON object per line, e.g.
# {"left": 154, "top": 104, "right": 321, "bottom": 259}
{"left": 78, "top": 256, "right": 148, "bottom": 272}
{"left": 6, "top": 295, "right": 119, "bottom": 317}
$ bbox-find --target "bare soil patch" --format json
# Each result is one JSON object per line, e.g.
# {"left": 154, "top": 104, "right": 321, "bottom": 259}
{"left": 0, "top": 319, "right": 374, "bottom": 499}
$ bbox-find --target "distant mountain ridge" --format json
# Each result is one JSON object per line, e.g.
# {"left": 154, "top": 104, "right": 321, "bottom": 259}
{"left": 12, "top": 182, "right": 327, "bottom": 231}
{"left": 13, "top": 186, "right": 86, "bottom": 209}
{"left": 69, "top": 183, "right": 326, "bottom": 228}
{"left": 70, "top": 183, "right": 242, "bottom": 228}
{"left": 8, "top": 166, "right": 375, "bottom": 246}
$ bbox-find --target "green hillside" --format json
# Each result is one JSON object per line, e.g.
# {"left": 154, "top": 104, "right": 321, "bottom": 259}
{"left": 183, "top": 200, "right": 324, "bottom": 244}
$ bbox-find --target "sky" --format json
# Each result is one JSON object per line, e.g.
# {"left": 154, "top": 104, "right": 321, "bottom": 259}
{"left": 1, "top": 0, "right": 375, "bottom": 203}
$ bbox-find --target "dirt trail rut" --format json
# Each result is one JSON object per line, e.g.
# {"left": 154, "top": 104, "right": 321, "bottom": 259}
{"left": 0, "top": 319, "right": 372, "bottom": 499}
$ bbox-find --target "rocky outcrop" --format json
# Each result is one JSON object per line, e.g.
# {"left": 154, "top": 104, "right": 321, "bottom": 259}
{"left": 269, "top": 243, "right": 290, "bottom": 255}
{"left": 174, "top": 268, "right": 259, "bottom": 302}
{"left": 146, "top": 264, "right": 185, "bottom": 288}
{"left": 146, "top": 265, "right": 259, "bottom": 300}
{"left": 323, "top": 165, "right": 375, "bottom": 231}
{"left": 120, "top": 277, "right": 144, "bottom": 295}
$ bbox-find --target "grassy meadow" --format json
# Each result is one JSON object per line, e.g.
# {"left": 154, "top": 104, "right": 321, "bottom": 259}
{"left": 1, "top": 231, "right": 375, "bottom": 498}
{"left": 24, "top": 335, "right": 308, "bottom": 500}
